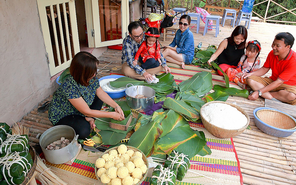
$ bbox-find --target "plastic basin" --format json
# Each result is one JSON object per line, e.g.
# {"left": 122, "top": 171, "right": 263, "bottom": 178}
{"left": 99, "top": 75, "right": 126, "bottom": 99}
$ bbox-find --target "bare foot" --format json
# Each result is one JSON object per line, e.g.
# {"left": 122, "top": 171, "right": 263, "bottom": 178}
{"left": 181, "top": 62, "right": 185, "bottom": 69}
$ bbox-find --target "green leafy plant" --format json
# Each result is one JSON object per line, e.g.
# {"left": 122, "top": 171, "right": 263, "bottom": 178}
{"left": 192, "top": 45, "right": 217, "bottom": 69}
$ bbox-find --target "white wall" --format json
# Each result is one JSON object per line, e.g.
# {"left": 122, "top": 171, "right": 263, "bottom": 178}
{"left": 0, "top": 0, "right": 57, "bottom": 125}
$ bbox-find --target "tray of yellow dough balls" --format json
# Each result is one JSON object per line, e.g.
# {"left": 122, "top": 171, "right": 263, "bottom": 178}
{"left": 95, "top": 144, "right": 148, "bottom": 185}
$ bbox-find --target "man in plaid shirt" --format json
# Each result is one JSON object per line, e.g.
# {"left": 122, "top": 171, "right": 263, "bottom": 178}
{"left": 122, "top": 21, "right": 170, "bottom": 82}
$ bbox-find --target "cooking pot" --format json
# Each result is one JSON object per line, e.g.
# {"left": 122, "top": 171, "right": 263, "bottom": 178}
{"left": 125, "top": 84, "right": 155, "bottom": 112}
{"left": 39, "top": 125, "right": 80, "bottom": 164}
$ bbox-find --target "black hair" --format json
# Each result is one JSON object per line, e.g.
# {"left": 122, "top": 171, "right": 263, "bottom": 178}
{"left": 145, "top": 27, "right": 160, "bottom": 58}
{"left": 275, "top": 32, "right": 294, "bottom": 48}
{"left": 228, "top": 25, "right": 248, "bottom": 50}
{"left": 180, "top": 14, "right": 191, "bottom": 24}
{"left": 128, "top": 21, "right": 143, "bottom": 34}
{"left": 242, "top": 40, "right": 261, "bottom": 72}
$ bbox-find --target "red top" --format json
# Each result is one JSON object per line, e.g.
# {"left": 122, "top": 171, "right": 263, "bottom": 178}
{"left": 263, "top": 50, "right": 296, "bottom": 85}
{"left": 134, "top": 40, "right": 161, "bottom": 63}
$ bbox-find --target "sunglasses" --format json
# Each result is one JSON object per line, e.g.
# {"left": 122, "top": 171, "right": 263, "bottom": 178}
{"left": 179, "top": 22, "right": 189, "bottom": 26}
{"left": 132, "top": 32, "right": 144, "bottom": 39}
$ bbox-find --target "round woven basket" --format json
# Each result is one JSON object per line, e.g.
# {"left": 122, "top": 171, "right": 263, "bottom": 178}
{"left": 95, "top": 145, "right": 148, "bottom": 184}
{"left": 254, "top": 107, "right": 296, "bottom": 137}
{"left": 200, "top": 101, "right": 250, "bottom": 138}
{"left": 21, "top": 146, "right": 37, "bottom": 185}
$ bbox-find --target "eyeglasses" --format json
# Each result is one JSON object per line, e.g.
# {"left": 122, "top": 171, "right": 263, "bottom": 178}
{"left": 179, "top": 22, "right": 189, "bottom": 26}
{"left": 132, "top": 32, "right": 144, "bottom": 39}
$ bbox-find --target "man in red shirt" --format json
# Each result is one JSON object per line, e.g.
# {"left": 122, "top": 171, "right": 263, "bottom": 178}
{"left": 243, "top": 32, "right": 296, "bottom": 105}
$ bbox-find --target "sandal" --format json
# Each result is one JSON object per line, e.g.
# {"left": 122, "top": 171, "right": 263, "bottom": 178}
{"left": 37, "top": 101, "right": 50, "bottom": 113}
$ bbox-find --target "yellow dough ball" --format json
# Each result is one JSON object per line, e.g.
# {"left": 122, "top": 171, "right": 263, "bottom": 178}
{"left": 95, "top": 158, "right": 106, "bottom": 168}
{"left": 132, "top": 168, "right": 142, "bottom": 179}
{"left": 106, "top": 166, "right": 118, "bottom": 179}
{"left": 105, "top": 161, "right": 115, "bottom": 169}
{"left": 109, "top": 149, "right": 118, "bottom": 158}
{"left": 101, "top": 173, "right": 111, "bottom": 184}
{"left": 110, "top": 178, "right": 122, "bottom": 185}
{"left": 122, "top": 176, "right": 133, "bottom": 185}
{"left": 126, "top": 149, "right": 134, "bottom": 157}
{"left": 102, "top": 153, "right": 111, "bottom": 161}
{"left": 116, "top": 162, "right": 124, "bottom": 168}
{"left": 125, "top": 161, "right": 135, "bottom": 173}
{"left": 133, "top": 178, "right": 140, "bottom": 184}
{"left": 133, "top": 151, "right": 142, "bottom": 158}
{"left": 114, "top": 158, "right": 122, "bottom": 165}
{"left": 118, "top": 144, "right": 127, "bottom": 154}
{"left": 117, "top": 166, "right": 129, "bottom": 179}
{"left": 140, "top": 165, "right": 147, "bottom": 174}
{"left": 133, "top": 157, "right": 144, "bottom": 168}
{"left": 97, "top": 168, "right": 107, "bottom": 178}
{"left": 121, "top": 154, "right": 130, "bottom": 163}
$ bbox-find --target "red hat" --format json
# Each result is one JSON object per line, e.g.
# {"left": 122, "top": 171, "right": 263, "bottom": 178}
{"left": 145, "top": 31, "right": 160, "bottom": 38}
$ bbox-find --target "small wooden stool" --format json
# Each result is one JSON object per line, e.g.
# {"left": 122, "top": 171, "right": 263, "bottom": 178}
{"left": 236, "top": 10, "right": 252, "bottom": 29}
{"left": 187, "top": 12, "right": 201, "bottom": 33}
{"left": 163, "top": 24, "right": 179, "bottom": 41}
{"left": 203, "top": 15, "right": 220, "bottom": 37}
{"left": 221, "top": 9, "right": 237, "bottom": 27}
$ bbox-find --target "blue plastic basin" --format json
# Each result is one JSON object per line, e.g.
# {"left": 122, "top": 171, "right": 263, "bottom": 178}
{"left": 253, "top": 107, "right": 296, "bottom": 137}
{"left": 99, "top": 75, "right": 126, "bottom": 99}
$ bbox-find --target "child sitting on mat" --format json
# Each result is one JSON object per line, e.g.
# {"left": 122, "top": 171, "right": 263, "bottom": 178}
{"left": 227, "top": 40, "right": 261, "bottom": 88}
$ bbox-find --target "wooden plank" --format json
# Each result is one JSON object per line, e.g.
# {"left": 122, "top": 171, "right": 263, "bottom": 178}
{"left": 264, "top": 99, "right": 296, "bottom": 118}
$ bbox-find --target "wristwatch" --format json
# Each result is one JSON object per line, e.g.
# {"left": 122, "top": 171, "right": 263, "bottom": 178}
{"left": 258, "top": 90, "right": 262, "bottom": 96}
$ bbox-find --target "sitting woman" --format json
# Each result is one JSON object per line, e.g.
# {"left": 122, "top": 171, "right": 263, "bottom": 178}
{"left": 207, "top": 25, "right": 248, "bottom": 75}
{"left": 48, "top": 51, "right": 125, "bottom": 139}
{"left": 162, "top": 14, "right": 195, "bottom": 69}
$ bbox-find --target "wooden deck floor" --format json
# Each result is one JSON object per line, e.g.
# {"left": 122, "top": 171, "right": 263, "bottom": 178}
{"left": 19, "top": 21, "right": 296, "bottom": 185}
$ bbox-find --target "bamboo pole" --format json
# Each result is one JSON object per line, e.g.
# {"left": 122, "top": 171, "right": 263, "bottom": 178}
{"left": 241, "top": 168, "right": 295, "bottom": 184}
{"left": 23, "top": 115, "right": 52, "bottom": 126}
{"left": 21, "top": 120, "right": 53, "bottom": 129}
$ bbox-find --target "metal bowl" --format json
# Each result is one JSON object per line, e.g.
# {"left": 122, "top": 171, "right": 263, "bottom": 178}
{"left": 254, "top": 107, "right": 296, "bottom": 137}
{"left": 39, "top": 125, "right": 80, "bottom": 164}
{"left": 125, "top": 84, "right": 155, "bottom": 112}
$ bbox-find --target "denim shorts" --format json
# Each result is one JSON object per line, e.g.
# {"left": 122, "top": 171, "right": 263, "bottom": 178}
{"left": 182, "top": 54, "right": 192, "bottom": 64}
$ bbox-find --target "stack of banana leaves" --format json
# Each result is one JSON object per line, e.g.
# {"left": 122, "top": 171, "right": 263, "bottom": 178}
{"left": 192, "top": 45, "right": 217, "bottom": 69}
{"left": 0, "top": 123, "right": 33, "bottom": 185}
{"left": 97, "top": 71, "right": 249, "bottom": 159}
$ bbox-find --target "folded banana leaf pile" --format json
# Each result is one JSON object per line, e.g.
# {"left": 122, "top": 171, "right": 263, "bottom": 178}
{"left": 151, "top": 165, "right": 176, "bottom": 185}
{"left": 164, "top": 150, "right": 190, "bottom": 181}
{"left": 0, "top": 123, "right": 11, "bottom": 145}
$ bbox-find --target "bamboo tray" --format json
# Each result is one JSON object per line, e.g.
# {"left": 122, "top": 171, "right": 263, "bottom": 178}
{"left": 22, "top": 146, "right": 37, "bottom": 185}
{"left": 200, "top": 101, "right": 250, "bottom": 138}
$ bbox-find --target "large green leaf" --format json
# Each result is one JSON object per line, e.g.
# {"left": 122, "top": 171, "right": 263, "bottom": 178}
{"left": 153, "top": 125, "right": 209, "bottom": 159}
{"left": 134, "top": 113, "right": 152, "bottom": 131}
{"left": 110, "top": 77, "right": 145, "bottom": 88}
{"left": 58, "top": 68, "right": 70, "bottom": 84}
{"left": 98, "top": 130, "right": 126, "bottom": 145}
{"left": 178, "top": 72, "right": 212, "bottom": 97}
{"left": 203, "top": 90, "right": 229, "bottom": 102}
{"left": 163, "top": 97, "right": 199, "bottom": 122}
{"left": 160, "top": 110, "right": 187, "bottom": 138}
{"left": 213, "top": 85, "right": 249, "bottom": 98}
{"left": 198, "top": 50, "right": 213, "bottom": 58}
{"left": 212, "top": 63, "right": 229, "bottom": 88}
{"left": 176, "top": 91, "right": 206, "bottom": 111}
{"left": 128, "top": 112, "right": 166, "bottom": 156}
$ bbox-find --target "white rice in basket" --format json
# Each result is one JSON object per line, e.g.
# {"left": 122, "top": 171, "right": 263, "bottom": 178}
{"left": 201, "top": 103, "right": 247, "bottom": 130}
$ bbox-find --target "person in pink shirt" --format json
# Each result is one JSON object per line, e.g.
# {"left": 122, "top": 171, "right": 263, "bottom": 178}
{"left": 243, "top": 32, "right": 296, "bottom": 105}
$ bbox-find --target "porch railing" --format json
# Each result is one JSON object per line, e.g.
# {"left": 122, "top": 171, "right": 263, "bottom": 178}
{"left": 166, "top": 0, "right": 296, "bottom": 25}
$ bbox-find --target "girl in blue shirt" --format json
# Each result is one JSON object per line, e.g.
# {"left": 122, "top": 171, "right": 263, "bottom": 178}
{"left": 162, "top": 15, "right": 195, "bottom": 69}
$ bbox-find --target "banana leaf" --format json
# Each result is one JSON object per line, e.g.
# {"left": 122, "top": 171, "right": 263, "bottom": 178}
{"left": 109, "top": 100, "right": 131, "bottom": 117}
{"left": 160, "top": 110, "right": 187, "bottom": 138}
{"left": 175, "top": 91, "right": 206, "bottom": 111}
{"left": 152, "top": 124, "right": 210, "bottom": 159}
{"left": 95, "top": 113, "right": 137, "bottom": 134}
{"left": 134, "top": 113, "right": 152, "bottom": 131}
{"left": 128, "top": 111, "right": 166, "bottom": 156}
{"left": 178, "top": 72, "right": 212, "bottom": 97}
{"left": 213, "top": 85, "right": 249, "bottom": 98}
{"left": 58, "top": 67, "right": 70, "bottom": 84}
{"left": 163, "top": 97, "right": 199, "bottom": 122}
{"left": 211, "top": 63, "right": 229, "bottom": 88}
{"left": 98, "top": 130, "right": 126, "bottom": 145}
{"left": 203, "top": 90, "right": 229, "bottom": 102}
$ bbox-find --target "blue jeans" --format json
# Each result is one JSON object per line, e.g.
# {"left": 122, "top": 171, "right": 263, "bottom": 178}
{"left": 139, "top": 57, "right": 160, "bottom": 69}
